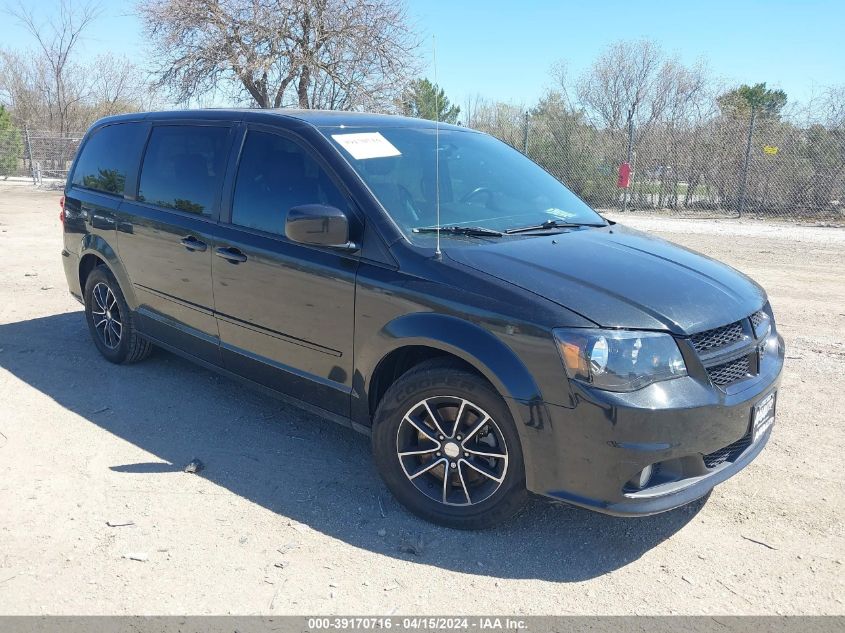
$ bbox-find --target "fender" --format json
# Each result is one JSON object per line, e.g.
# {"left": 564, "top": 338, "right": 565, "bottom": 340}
{"left": 386, "top": 312, "right": 541, "bottom": 400}
{"left": 354, "top": 312, "right": 550, "bottom": 491}
{"left": 78, "top": 234, "right": 139, "bottom": 310}
{"left": 356, "top": 311, "right": 546, "bottom": 422}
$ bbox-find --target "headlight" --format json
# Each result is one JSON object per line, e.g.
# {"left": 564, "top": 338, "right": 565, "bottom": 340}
{"left": 553, "top": 328, "right": 687, "bottom": 392}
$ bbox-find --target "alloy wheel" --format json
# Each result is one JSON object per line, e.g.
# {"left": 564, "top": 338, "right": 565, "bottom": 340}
{"left": 91, "top": 282, "right": 123, "bottom": 349}
{"left": 396, "top": 396, "right": 509, "bottom": 506}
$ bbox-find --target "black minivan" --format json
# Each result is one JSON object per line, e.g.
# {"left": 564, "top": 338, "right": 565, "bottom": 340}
{"left": 61, "top": 109, "right": 784, "bottom": 528}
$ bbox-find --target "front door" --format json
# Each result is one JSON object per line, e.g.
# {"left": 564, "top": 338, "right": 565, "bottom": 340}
{"left": 116, "top": 122, "right": 234, "bottom": 364}
{"left": 211, "top": 127, "right": 359, "bottom": 417}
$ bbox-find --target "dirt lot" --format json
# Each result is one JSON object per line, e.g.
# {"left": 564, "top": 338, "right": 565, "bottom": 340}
{"left": 0, "top": 182, "right": 843, "bottom": 615}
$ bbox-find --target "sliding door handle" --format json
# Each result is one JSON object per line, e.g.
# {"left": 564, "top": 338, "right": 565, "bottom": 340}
{"left": 180, "top": 235, "right": 207, "bottom": 252}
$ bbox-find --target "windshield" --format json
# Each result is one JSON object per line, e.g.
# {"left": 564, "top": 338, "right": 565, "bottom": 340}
{"left": 322, "top": 126, "right": 605, "bottom": 241}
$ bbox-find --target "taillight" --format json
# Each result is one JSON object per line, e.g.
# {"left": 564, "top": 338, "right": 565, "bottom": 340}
{"left": 59, "top": 196, "right": 65, "bottom": 224}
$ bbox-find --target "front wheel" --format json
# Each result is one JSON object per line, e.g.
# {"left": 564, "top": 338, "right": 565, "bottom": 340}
{"left": 372, "top": 362, "right": 527, "bottom": 529}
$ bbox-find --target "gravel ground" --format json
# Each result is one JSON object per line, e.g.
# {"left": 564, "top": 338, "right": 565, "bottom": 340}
{"left": 0, "top": 183, "right": 843, "bottom": 615}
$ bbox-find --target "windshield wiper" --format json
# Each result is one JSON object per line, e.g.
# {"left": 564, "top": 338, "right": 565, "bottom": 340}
{"left": 413, "top": 225, "right": 503, "bottom": 237}
{"left": 504, "top": 219, "right": 605, "bottom": 234}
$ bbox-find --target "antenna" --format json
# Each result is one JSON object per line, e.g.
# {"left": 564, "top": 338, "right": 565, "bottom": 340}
{"left": 433, "top": 35, "right": 442, "bottom": 259}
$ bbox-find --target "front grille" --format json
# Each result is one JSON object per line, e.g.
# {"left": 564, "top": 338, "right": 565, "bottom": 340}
{"left": 691, "top": 321, "right": 744, "bottom": 353}
{"left": 706, "top": 355, "right": 750, "bottom": 386}
{"left": 703, "top": 431, "right": 753, "bottom": 468}
{"left": 750, "top": 310, "right": 767, "bottom": 329}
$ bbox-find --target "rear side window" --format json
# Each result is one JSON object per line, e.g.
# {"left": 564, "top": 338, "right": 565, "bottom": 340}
{"left": 231, "top": 130, "right": 347, "bottom": 235}
{"left": 71, "top": 123, "right": 146, "bottom": 196}
{"left": 138, "top": 125, "right": 230, "bottom": 216}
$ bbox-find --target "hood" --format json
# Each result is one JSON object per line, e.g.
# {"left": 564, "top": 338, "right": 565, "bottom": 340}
{"left": 444, "top": 224, "right": 766, "bottom": 334}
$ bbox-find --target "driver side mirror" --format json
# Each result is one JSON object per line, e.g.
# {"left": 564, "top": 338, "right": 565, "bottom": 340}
{"left": 285, "top": 204, "right": 357, "bottom": 250}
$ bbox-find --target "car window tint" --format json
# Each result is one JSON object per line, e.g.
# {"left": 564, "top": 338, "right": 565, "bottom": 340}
{"left": 71, "top": 123, "right": 147, "bottom": 196}
{"left": 231, "top": 130, "right": 347, "bottom": 235}
{"left": 138, "top": 125, "right": 229, "bottom": 216}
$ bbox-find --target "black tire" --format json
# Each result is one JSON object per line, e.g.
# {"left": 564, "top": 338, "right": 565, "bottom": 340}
{"left": 83, "top": 265, "right": 152, "bottom": 364}
{"left": 372, "top": 360, "right": 527, "bottom": 529}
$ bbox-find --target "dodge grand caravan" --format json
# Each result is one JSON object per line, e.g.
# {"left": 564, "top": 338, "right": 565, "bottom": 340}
{"left": 61, "top": 109, "right": 784, "bottom": 528}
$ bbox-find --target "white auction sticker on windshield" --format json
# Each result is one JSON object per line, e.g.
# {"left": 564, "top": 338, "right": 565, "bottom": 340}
{"left": 546, "top": 208, "right": 576, "bottom": 219}
{"left": 331, "top": 132, "right": 401, "bottom": 160}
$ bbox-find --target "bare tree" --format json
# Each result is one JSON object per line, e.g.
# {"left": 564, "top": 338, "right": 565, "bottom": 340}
{"left": 1, "top": 0, "right": 153, "bottom": 135}
{"left": 577, "top": 40, "right": 667, "bottom": 134}
{"left": 461, "top": 93, "right": 487, "bottom": 128}
{"left": 575, "top": 39, "right": 670, "bottom": 210}
{"left": 463, "top": 100, "right": 527, "bottom": 149}
{"left": 0, "top": 46, "right": 152, "bottom": 133}
{"left": 138, "top": 0, "right": 419, "bottom": 110}
{"left": 88, "top": 53, "right": 156, "bottom": 116}
{"left": 5, "top": 0, "right": 102, "bottom": 135}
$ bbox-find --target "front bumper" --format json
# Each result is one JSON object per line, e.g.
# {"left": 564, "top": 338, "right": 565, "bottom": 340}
{"left": 517, "top": 333, "right": 785, "bottom": 516}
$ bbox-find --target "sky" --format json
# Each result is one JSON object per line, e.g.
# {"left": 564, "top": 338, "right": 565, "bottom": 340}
{"left": 1, "top": 0, "right": 843, "bottom": 111}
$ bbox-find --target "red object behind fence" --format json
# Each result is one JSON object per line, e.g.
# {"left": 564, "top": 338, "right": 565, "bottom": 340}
{"left": 617, "top": 162, "right": 631, "bottom": 188}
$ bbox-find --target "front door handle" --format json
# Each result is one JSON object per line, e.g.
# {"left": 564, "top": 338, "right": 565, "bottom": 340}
{"left": 180, "top": 235, "right": 207, "bottom": 252}
{"left": 215, "top": 246, "right": 247, "bottom": 263}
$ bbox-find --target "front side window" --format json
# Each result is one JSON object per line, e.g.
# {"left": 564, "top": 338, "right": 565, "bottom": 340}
{"left": 324, "top": 127, "right": 605, "bottom": 241}
{"left": 231, "top": 130, "right": 347, "bottom": 235}
{"left": 71, "top": 123, "right": 147, "bottom": 196}
{"left": 138, "top": 125, "right": 230, "bottom": 216}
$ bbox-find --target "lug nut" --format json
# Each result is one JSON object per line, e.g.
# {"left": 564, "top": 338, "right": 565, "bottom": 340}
{"left": 456, "top": 435, "right": 462, "bottom": 440}
{"left": 436, "top": 452, "right": 441, "bottom": 457}
{"left": 438, "top": 435, "right": 445, "bottom": 441}
{"left": 450, "top": 462, "right": 457, "bottom": 469}
{"left": 463, "top": 452, "right": 469, "bottom": 457}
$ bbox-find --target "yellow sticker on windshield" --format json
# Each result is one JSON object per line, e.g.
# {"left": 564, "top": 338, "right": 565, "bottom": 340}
{"left": 332, "top": 132, "right": 401, "bottom": 160}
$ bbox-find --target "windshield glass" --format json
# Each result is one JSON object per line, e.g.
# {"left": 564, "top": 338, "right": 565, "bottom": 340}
{"left": 322, "top": 126, "right": 605, "bottom": 241}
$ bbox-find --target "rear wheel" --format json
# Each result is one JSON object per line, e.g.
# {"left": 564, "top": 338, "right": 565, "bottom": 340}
{"left": 372, "top": 362, "right": 527, "bottom": 529}
{"left": 84, "top": 266, "right": 152, "bottom": 364}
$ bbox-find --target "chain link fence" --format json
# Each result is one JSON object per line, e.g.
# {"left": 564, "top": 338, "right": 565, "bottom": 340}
{"left": 471, "top": 108, "right": 845, "bottom": 223}
{"left": 0, "top": 127, "right": 83, "bottom": 185}
{"left": 2, "top": 117, "right": 844, "bottom": 224}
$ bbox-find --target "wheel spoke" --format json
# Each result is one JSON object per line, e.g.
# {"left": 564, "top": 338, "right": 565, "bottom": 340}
{"left": 408, "top": 457, "right": 446, "bottom": 480}
{"left": 94, "top": 286, "right": 107, "bottom": 311}
{"left": 453, "top": 399, "right": 468, "bottom": 434}
{"left": 398, "top": 445, "right": 439, "bottom": 458}
{"left": 423, "top": 401, "right": 449, "bottom": 438}
{"left": 94, "top": 317, "right": 107, "bottom": 328}
{"left": 403, "top": 415, "right": 439, "bottom": 443}
{"left": 109, "top": 322, "right": 121, "bottom": 343}
{"left": 441, "top": 465, "right": 450, "bottom": 503}
{"left": 464, "top": 446, "right": 507, "bottom": 462}
{"left": 461, "top": 458, "right": 504, "bottom": 483}
{"left": 107, "top": 291, "right": 117, "bottom": 310}
{"left": 460, "top": 414, "right": 491, "bottom": 447}
{"left": 456, "top": 461, "right": 472, "bottom": 504}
